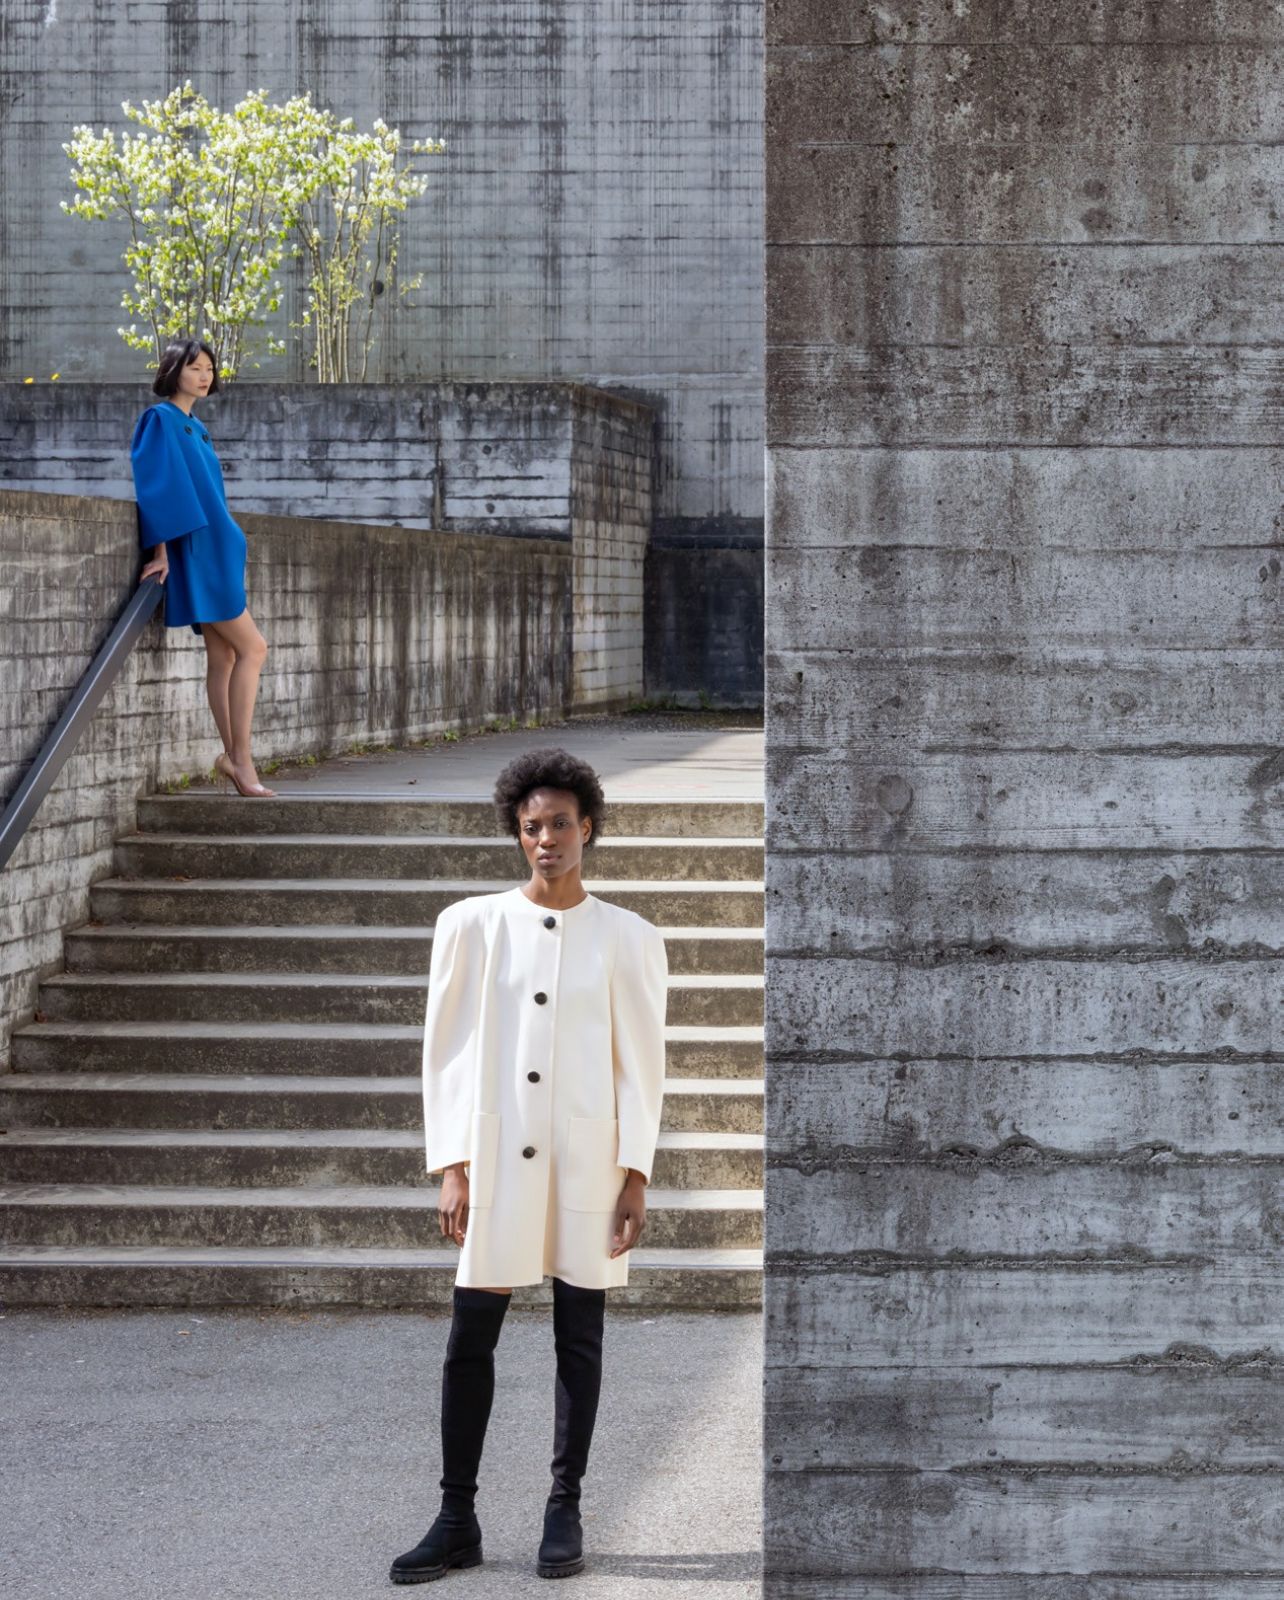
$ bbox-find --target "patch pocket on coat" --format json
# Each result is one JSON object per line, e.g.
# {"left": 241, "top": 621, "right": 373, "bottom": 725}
{"left": 564, "top": 1116, "right": 624, "bottom": 1212}
{"left": 467, "top": 1112, "right": 501, "bottom": 1210}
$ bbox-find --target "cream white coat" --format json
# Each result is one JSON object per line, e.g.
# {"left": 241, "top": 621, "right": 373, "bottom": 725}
{"left": 422, "top": 886, "right": 668, "bottom": 1290}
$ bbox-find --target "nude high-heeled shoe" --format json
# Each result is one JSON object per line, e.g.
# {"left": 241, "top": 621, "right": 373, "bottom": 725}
{"left": 214, "top": 752, "right": 276, "bottom": 798}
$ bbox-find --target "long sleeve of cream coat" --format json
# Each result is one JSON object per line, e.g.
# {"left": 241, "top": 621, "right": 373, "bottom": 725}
{"left": 421, "top": 901, "right": 483, "bottom": 1174}
{"left": 610, "top": 910, "right": 668, "bottom": 1183}
{"left": 420, "top": 887, "right": 668, "bottom": 1290}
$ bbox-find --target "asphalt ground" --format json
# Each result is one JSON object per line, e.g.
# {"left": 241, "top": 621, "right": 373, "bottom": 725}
{"left": 0, "top": 1306, "right": 762, "bottom": 1600}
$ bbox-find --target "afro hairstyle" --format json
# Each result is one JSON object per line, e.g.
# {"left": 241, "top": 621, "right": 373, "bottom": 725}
{"left": 493, "top": 746, "right": 606, "bottom": 848}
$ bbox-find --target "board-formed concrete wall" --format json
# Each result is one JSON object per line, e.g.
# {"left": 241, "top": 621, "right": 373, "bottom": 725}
{"left": 765, "top": 2, "right": 1284, "bottom": 1592}
{"left": 0, "top": 0, "right": 762, "bottom": 553}
{"left": 1, "top": 380, "right": 652, "bottom": 709}
{"left": 644, "top": 541, "right": 763, "bottom": 708}
{"left": 0, "top": 486, "right": 571, "bottom": 1064}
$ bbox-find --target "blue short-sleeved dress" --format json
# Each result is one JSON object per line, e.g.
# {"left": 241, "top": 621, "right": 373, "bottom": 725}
{"left": 129, "top": 399, "right": 248, "bottom": 635}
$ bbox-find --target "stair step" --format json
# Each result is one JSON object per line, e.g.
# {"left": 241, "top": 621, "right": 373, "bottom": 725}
{"left": 10, "top": 1021, "right": 763, "bottom": 1080}
{"left": 0, "top": 1074, "right": 765, "bottom": 1133}
{"left": 116, "top": 834, "right": 765, "bottom": 883}
{"left": 38, "top": 972, "right": 764, "bottom": 1029}
{"left": 63, "top": 924, "right": 765, "bottom": 978}
{"left": 137, "top": 794, "right": 765, "bottom": 840}
{"left": 0, "top": 1185, "right": 764, "bottom": 1250}
{"left": 89, "top": 878, "right": 764, "bottom": 929}
{"left": 19, "top": 782, "right": 767, "bottom": 1310}
{"left": 0, "top": 1128, "right": 764, "bottom": 1190}
{"left": 0, "top": 1244, "right": 763, "bottom": 1309}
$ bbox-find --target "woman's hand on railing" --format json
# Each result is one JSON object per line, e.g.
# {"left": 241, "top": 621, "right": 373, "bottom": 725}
{"left": 140, "top": 543, "right": 169, "bottom": 585}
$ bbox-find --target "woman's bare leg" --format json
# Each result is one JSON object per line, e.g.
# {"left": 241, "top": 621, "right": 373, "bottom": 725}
{"left": 201, "top": 610, "right": 271, "bottom": 791}
{"left": 201, "top": 625, "right": 236, "bottom": 756}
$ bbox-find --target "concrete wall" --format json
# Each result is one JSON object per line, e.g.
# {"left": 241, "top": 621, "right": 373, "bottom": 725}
{"left": 0, "top": 486, "right": 571, "bottom": 1063}
{"left": 0, "top": 0, "right": 763, "bottom": 553}
{"left": 644, "top": 540, "right": 763, "bottom": 708}
{"left": 1, "top": 380, "right": 652, "bottom": 709}
{"left": 764, "top": 2, "right": 1284, "bottom": 1593}
{"left": 567, "top": 388, "right": 650, "bottom": 709}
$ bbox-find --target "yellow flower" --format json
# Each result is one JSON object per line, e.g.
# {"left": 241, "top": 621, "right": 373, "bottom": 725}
{"left": 23, "top": 376, "right": 33, "bottom": 383}
{"left": 51, "top": 373, "right": 60, "bottom": 381}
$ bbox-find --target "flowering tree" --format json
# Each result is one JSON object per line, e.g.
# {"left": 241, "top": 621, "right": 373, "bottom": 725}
{"left": 63, "top": 84, "right": 304, "bottom": 376}
{"left": 295, "top": 116, "right": 441, "bottom": 383}
{"left": 61, "top": 83, "right": 443, "bottom": 380}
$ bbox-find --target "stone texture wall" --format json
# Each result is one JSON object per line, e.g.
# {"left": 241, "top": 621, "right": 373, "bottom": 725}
{"left": 764, "top": 2, "right": 1284, "bottom": 1592}
{"left": 568, "top": 389, "right": 651, "bottom": 709}
{"left": 0, "top": 0, "right": 762, "bottom": 552}
{"left": 0, "top": 487, "right": 571, "bottom": 1064}
{"left": 644, "top": 541, "right": 763, "bottom": 708}
{"left": 1, "top": 380, "right": 652, "bottom": 708}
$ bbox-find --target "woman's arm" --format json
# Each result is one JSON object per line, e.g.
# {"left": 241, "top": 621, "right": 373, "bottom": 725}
{"left": 610, "top": 914, "right": 668, "bottom": 1182}
{"left": 129, "top": 406, "right": 209, "bottom": 555}
{"left": 424, "top": 907, "right": 483, "bottom": 1248}
{"left": 421, "top": 902, "right": 481, "bottom": 1175}
{"left": 609, "top": 913, "right": 669, "bottom": 1257}
{"left": 611, "top": 908, "right": 669, "bottom": 1184}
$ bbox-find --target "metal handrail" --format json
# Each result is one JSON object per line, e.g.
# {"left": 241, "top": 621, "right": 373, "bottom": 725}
{"left": 0, "top": 573, "right": 164, "bottom": 871}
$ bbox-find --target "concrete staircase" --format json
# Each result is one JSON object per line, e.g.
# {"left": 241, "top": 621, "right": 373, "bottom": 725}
{"left": 0, "top": 793, "right": 764, "bottom": 1308}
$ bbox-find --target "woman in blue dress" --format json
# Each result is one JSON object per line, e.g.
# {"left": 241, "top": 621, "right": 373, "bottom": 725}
{"left": 131, "top": 337, "right": 274, "bottom": 797}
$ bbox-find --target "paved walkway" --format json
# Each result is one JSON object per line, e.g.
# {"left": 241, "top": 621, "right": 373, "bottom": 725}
{"left": 257, "top": 712, "right": 764, "bottom": 802}
{"left": 0, "top": 1307, "right": 762, "bottom": 1599}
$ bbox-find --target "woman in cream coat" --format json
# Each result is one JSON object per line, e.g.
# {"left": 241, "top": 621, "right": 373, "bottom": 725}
{"left": 391, "top": 747, "right": 667, "bottom": 1586}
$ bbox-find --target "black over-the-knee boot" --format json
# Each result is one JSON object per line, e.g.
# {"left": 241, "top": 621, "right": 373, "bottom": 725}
{"left": 537, "top": 1277, "right": 606, "bottom": 1579}
{"left": 390, "top": 1287, "right": 510, "bottom": 1585}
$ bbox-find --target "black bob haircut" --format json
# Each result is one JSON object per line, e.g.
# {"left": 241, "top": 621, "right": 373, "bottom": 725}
{"left": 152, "top": 337, "right": 221, "bottom": 397}
{"left": 493, "top": 747, "right": 606, "bottom": 848}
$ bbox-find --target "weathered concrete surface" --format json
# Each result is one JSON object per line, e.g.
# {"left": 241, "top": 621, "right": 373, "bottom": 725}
{"left": 0, "top": 380, "right": 642, "bottom": 536}
{"left": 0, "top": 1308, "right": 762, "bottom": 1599}
{"left": 764, "top": 1, "right": 1284, "bottom": 1593}
{"left": 1, "top": 382, "right": 655, "bottom": 709}
{"left": 645, "top": 542, "right": 765, "bottom": 708}
{"left": 0, "top": 2, "right": 763, "bottom": 554}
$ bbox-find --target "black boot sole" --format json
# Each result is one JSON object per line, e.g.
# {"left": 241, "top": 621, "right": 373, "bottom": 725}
{"left": 536, "top": 1556, "right": 585, "bottom": 1579}
{"left": 389, "top": 1545, "right": 483, "bottom": 1584}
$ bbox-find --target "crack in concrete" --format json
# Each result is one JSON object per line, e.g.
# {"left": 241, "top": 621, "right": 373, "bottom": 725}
{"left": 768, "top": 940, "right": 1284, "bottom": 963}
{"left": 765, "top": 1248, "right": 1215, "bottom": 1274}
{"left": 765, "top": 1137, "right": 1283, "bottom": 1174}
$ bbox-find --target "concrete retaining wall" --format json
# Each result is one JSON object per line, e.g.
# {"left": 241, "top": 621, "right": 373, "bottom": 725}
{"left": 1, "top": 381, "right": 652, "bottom": 710}
{"left": 764, "top": 2, "right": 1284, "bottom": 1591}
{"left": 567, "top": 390, "right": 651, "bottom": 709}
{"left": 0, "top": 487, "right": 571, "bottom": 1064}
{"left": 0, "top": 0, "right": 763, "bottom": 552}
{"left": 645, "top": 540, "right": 763, "bottom": 708}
